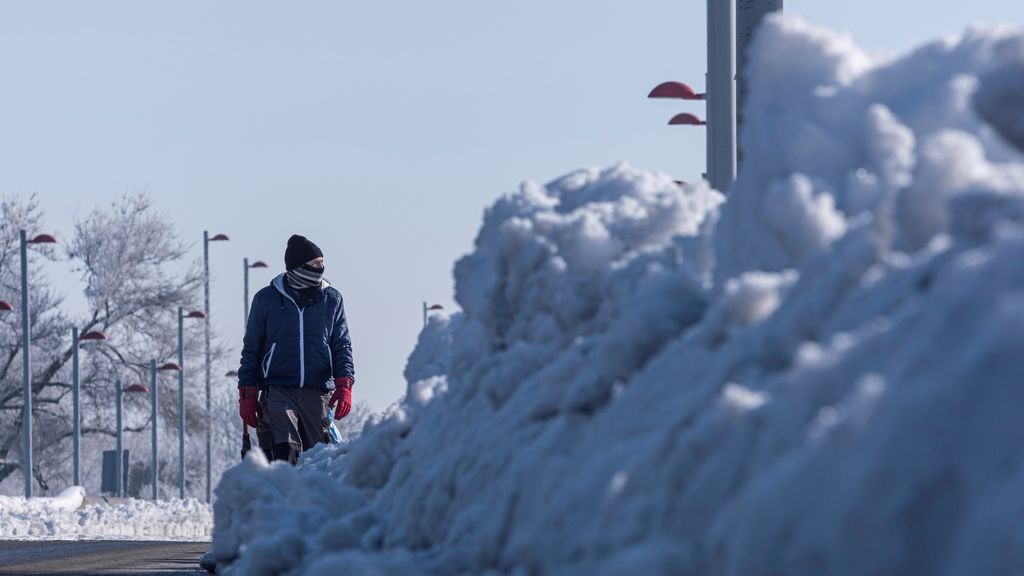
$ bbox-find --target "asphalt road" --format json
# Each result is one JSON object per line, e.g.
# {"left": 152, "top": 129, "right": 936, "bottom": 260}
{"left": 0, "top": 540, "right": 209, "bottom": 575}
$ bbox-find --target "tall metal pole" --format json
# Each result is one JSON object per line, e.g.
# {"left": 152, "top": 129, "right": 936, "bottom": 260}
{"left": 178, "top": 307, "right": 185, "bottom": 499}
{"left": 707, "top": 0, "right": 737, "bottom": 193}
{"left": 203, "top": 231, "right": 212, "bottom": 503}
{"left": 243, "top": 258, "right": 250, "bottom": 328}
{"left": 20, "top": 230, "right": 32, "bottom": 498}
{"left": 423, "top": 302, "right": 427, "bottom": 328}
{"left": 72, "top": 327, "right": 80, "bottom": 486}
{"left": 115, "top": 378, "right": 123, "bottom": 498}
{"left": 151, "top": 359, "right": 158, "bottom": 500}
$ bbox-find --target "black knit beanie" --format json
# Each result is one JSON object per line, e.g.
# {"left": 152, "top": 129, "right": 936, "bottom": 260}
{"left": 284, "top": 235, "right": 323, "bottom": 271}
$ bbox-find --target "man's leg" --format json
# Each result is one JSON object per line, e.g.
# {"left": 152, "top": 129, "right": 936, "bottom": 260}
{"left": 266, "top": 387, "right": 304, "bottom": 465}
{"left": 256, "top": 390, "right": 274, "bottom": 461}
{"left": 294, "top": 388, "right": 331, "bottom": 452}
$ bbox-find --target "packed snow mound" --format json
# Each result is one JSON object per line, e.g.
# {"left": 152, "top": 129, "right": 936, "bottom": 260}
{"left": 0, "top": 488, "right": 211, "bottom": 541}
{"left": 716, "top": 16, "right": 1024, "bottom": 279}
{"left": 211, "top": 15, "right": 1024, "bottom": 576}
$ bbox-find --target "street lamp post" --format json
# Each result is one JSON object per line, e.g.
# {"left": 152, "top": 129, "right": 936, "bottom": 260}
{"left": 203, "top": 231, "right": 228, "bottom": 503}
{"left": 706, "top": 0, "right": 737, "bottom": 192}
{"left": 73, "top": 329, "right": 107, "bottom": 486}
{"left": 116, "top": 379, "right": 149, "bottom": 498}
{"left": 20, "top": 230, "right": 57, "bottom": 498}
{"left": 243, "top": 259, "right": 268, "bottom": 328}
{"left": 178, "top": 308, "right": 205, "bottom": 499}
{"left": 72, "top": 329, "right": 79, "bottom": 486}
{"left": 150, "top": 360, "right": 182, "bottom": 500}
{"left": 115, "top": 378, "right": 122, "bottom": 498}
{"left": 240, "top": 258, "right": 267, "bottom": 459}
{"left": 422, "top": 303, "right": 444, "bottom": 328}
{"left": 736, "top": 0, "right": 783, "bottom": 164}
{"left": 150, "top": 360, "right": 158, "bottom": 500}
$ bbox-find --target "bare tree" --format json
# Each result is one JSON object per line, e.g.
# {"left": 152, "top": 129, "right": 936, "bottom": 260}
{"left": 63, "top": 193, "right": 219, "bottom": 497}
{"left": 0, "top": 192, "right": 224, "bottom": 496}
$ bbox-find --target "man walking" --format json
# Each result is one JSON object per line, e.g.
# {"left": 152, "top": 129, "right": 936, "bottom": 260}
{"left": 237, "top": 234, "right": 355, "bottom": 464}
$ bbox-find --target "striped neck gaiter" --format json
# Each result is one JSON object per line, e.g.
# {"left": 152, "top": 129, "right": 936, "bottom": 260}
{"left": 286, "top": 263, "right": 324, "bottom": 291}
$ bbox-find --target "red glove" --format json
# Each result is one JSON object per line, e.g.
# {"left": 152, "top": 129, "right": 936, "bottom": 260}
{"left": 329, "top": 377, "right": 353, "bottom": 420}
{"left": 239, "top": 386, "right": 262, "bottom": 428}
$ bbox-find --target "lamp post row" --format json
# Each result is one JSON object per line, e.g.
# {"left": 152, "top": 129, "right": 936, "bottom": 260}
{"left": 3, "top": 229, "right": 268, "bottom": 501}
{"left": 646, "top": 0, "right": 783, "bottom": 193}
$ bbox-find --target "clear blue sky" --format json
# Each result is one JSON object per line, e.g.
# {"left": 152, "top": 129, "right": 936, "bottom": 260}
{"left": 1, "top": 1, "right": 1020, "bottom": 410}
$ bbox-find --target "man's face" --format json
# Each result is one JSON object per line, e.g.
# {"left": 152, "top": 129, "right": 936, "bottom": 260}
{"left": 308, "top": 257, "right": 325, "bottom": 271}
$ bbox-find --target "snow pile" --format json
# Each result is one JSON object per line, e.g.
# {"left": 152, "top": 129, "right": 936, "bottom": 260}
{"left": 211, "top": 15, "right": 1024, "bottom": 576}
{"left": 0, "top": 487, "right": 212, "bottom": 541}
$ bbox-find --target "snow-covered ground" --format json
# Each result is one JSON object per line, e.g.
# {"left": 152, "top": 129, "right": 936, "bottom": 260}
{"left": 0, "top": 487, "right": 211, "bottom": 541}
{"left": 210, "top": 15, "right": 1024, "bottom": 576}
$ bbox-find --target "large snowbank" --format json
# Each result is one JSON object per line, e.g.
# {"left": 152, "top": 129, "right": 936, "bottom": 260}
{"left": 0, "top": 487, "right": 212, "bottom": 541}
{"left": 210, "top": 15, "right": 1024, "bottom": 576}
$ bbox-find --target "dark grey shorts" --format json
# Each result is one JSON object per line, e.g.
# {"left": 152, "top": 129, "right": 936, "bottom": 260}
{"left": 265, "top": 387, "right": 329, "bottom": 453}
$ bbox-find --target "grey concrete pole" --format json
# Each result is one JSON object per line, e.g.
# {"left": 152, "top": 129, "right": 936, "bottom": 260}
{"left": 203, "top": 231, "right": 211, "bottom": 503}
{"left": 20, "top": 230, "right": 32, "bottom": 498}
{"left": 707, "top": 0, "right": 737, "bottom": 193}
{"left": 116, "top": 378, "right": 123, "bottom": 498}
{"left": 178, "top": 307, "right": 185, "bottom": 500}
{"left": 736, "top": 0, "right": 783, "bottom": 167}
{"left": 151, "top": 359, "right": 158, "bottom": 500}
{"left": 72, "top": 328, "right": 80, "bottom": 486}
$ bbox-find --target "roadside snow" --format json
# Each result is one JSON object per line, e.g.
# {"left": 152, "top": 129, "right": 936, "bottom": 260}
{"left": 0, "top": 487, "right": 211, "bottom": 541}
{"left": 211, "top": 14, "right": 1024, "bottom": 576}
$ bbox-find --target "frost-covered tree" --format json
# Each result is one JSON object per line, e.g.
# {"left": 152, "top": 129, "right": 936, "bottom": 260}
{"left": 0, "top": 193, "right": 228, "bottom": 497}
{"left": 64, "top": 193, "right": 218, "bottom": 498}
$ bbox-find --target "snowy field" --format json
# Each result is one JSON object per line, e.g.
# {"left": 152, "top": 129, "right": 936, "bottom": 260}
{"left": 210, "top": 15, "right": 1024, "bottom": 576}
{"left": 0, "top": 487, "right": 211, "bottom": 541}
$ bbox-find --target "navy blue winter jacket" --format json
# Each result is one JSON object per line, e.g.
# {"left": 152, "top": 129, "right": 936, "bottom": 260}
{"left": 238, "top": 274, "right": 354, "bottom": 391}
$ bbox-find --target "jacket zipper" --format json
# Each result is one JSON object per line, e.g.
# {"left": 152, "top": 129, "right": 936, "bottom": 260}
{"left": 274, "top": 277, "right": 307, "bottom": 388}
{"left": 298, "top": 308, "right": 306, "bottom": 387}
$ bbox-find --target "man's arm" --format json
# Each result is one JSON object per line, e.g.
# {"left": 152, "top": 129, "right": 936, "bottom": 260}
{"left": 330, "top": 294, "right": 355, "bottom": 382}
{"left": 238, "top": 292, "right": 267, "bottom": 388}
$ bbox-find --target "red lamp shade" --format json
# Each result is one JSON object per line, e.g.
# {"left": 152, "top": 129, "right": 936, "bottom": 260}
{"left": 159, "top": 362, "right": 181, "bottom": 372}
{"left": 668, "top": 113, "right": 706, "bottom": 126}
{"left": 124, "top": 384, "right": 149, "bottom": 394}
{"left": 186, "top": 311, "right": 207, "bottom": 319}
{"left": 0, "top": 301, "right": 12, "bottom": 312}
{"left": 210, "top": 234, "right": 230, "bottom": 242}
{"left": 29, "top": 234, "right": 58, "bottom": 244}
{"left": 80, "top": 331, "right": 107, "bottom": 341}
{"left": 648, "top": 81, "right": 706, "bottom": 101}
{"left": 428, "top": 304, "right": 444, "bottom": 311}
{"left": 250, "top": 261, "right": 268, "bottom": 268}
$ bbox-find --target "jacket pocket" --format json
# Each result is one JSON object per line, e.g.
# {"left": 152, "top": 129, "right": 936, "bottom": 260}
{"left": 262, "top": 342, "right": 277, "bottom": 379}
